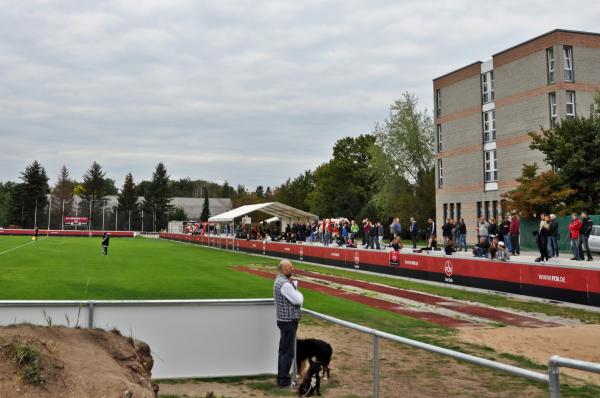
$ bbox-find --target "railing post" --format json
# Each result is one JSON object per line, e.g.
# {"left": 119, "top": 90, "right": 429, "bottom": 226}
{"left": 373, "top": 334, "right": 380, "bottom": 398}
{"left": 88, "top": 302, "right": 95, "bottom": 329}
{"left": 548, "top": 355, "right": 560, "bottom": 398}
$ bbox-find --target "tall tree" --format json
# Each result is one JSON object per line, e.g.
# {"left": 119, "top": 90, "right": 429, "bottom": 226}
{"left": 529, "top": 114, "right": 600, "bottom": 211}
{"left": 10, "top": 161, "right": 50, "bottom": 227}
{"left": 273, "top": 171, "right": 314, "bottom": 211}
{"left": 0, "top": 181, "right": 16, "bottom": 227}
{"left": 221, "top": 181, "right": 232, "bottom": 198}
{"left": 51, "top": 165, "right": 75, "bottom": 226}
{"left": 308, "top": 135, "right": 376, "bottom": 219}
{"left": 81, "top": 161, "right": 108, "bottom": 201}
{"left": 502, "top": 163, "right": 578, "bottom": 217}
{"left": 118, "top": 173, "right": 138, "bottom": 229}
{"left": 143, "top": 162, "right": 173, "bottom": 230}
{"left": 200, "top": 187, "right": 210, "bottom": 222}
{"left": 370, "top": 92, "right": 435, "bottom": 224}
{"left": 255, "top": 185, "right": 265, "bottom": 198}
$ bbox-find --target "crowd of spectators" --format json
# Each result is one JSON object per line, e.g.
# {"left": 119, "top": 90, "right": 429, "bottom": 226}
{"left": 184, "top": 211, "right": 594, "bottom": 263}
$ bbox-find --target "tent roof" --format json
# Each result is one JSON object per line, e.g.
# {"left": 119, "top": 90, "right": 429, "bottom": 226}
{"left": 208, "top": 202, "right": 317, "bottom": 223}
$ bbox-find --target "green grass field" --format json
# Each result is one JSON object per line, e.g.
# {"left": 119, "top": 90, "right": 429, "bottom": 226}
{"left": 1, "top": 235, "right": 599, "bottom": 397}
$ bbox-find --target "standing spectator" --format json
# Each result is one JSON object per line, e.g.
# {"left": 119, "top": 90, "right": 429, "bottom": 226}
{"left": 362, "top": 219, "right": 371, "bottom": 248}
{"left": 391, "top": 218, "right": 402, "bottom": 237}
{"left": 547, "top": 214, "right": 559, "bottom": 258}
{"left": 409, "top": 218, "right": 419, "bottom": 249}
{"left": 426, "top": 218, "right": 436, "bottom": 242}
{"left": 341, "top": 222, "right": 349, "bottom": 244}
{"left": 368, "top": 221, "right": 380, "bottom": 250}
{"left": 442, "top": 219, "right": 452, "bottom": 244}
{"left": 535, "top": 213, "right": 550, "bottom": 263}
{"left": 509, "top": 214, "right": 521, "bottom": 256}
{"left": 323, "top": 219, "right": 332, "bottom": 247}
{"left": 579, "top": 212, "right": 594, "bottom": 261}
{"left": 457, "top": 218, "right": 467, "bottom": 251}
{"left": 350, "top": 220, "right": 359, "bottom": 241}
{"left": 569, "top": 213, "right": 582, "bottom": 260}
{"left": 377, "top": 222, "right": 384, "bottom": 249}
{"left": 478, "top": 217, "right": 490, "bottom": 244}
{"left": 451, "top": 219, "right": 459, "bottom": 247}
{"left": 501, "top": 215, "right": 512, "bottom": 254}
{"left": 488, "top": 217, "right": 497, "bottom": 241}
{"left": 273, "top": 260, "right": 303, "bottom": 388}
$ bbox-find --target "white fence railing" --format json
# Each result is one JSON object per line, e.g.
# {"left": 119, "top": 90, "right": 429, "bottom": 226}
{"left": 302, "top": 308, "right": 600, "bottom": 398}
{"left": 0, "top": 299, "right": 278, "bottom": 379}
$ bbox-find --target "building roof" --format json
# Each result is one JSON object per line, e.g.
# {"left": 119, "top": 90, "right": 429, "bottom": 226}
{"left": 432, "top": 61, "right": 482, "bottom": 82}
{"left": 209, "top": 202, "right": 317, "bottom": 223}
{"left": 492, "top": 29, "right": 600, "bottom": 57}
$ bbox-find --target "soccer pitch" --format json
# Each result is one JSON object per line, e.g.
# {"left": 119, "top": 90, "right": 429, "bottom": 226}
{"left": 0, "top": 235, "right": 440, "bottom": 339}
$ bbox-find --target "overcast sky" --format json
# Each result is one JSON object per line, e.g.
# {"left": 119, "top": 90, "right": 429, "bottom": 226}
{"left": 1, "top": 0, "right": 599, "bottom": 190}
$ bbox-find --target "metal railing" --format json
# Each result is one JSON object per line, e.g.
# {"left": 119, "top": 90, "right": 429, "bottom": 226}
{"left": 549, "top": 356, "right": 600, "bottom": 398}
{"left": 301, "top": 308, "right": 600, "bottom": 398}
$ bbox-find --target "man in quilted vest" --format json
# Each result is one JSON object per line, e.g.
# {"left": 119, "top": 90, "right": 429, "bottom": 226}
{"left": 273, "top": 260, "right": 304, "bottom": 388}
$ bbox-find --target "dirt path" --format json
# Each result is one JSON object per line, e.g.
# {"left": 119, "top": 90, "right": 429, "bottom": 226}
{"left": 292, "top": 269, "right": 559, "bottom": 328}
{"left": 460, "top": 325, "right": 600, "bottom": 384}
{"left": 158, "top": 321, "right": 547, "bottom": 398}
{"left": 237, "top": 266, "right": 475, "bottom": 328}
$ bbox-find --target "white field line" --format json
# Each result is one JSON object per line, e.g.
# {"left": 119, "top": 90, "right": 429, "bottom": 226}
{"left": 0, "top": 237, "right": 43, "bottom": 255}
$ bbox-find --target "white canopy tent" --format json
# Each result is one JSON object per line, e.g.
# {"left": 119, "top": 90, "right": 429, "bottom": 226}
{"left": 208, "top": 202, "right": 318, "bottom": 231}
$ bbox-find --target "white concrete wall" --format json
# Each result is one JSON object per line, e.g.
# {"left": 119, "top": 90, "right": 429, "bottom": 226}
{"left": 0, "top": 299, "right": 278, "bottom": 379}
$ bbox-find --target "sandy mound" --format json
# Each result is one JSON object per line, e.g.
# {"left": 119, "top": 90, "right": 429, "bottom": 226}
{"left": 0, "top": 325, "right": 158, "bottom": 398}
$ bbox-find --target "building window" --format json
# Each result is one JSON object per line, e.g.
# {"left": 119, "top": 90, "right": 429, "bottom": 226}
{"left": 456, "top": 203, "right": 461, "bottom": 220}
{"left": 484, "top": 201, "right": 490, "bottom": 220}
{"left": 437, "top": 124, "right": 442, "bottom": 152}
{"left": 548, "top": 92, "right": 558, "bottom": 127}
{"left": 476, "top": 201, "right": 482, "bottom": 219}
{"left": 436, "top": 89, "right": 442, "bottom": 117}
{"left": 566, "top": 91, "right": 576, "bottom": 117}
{"left": 546, "top": 47, "right": 555, "bottom": 84}
{"left": 483, "top": 110, "right": 496, "bottom": 142}
{"left": 484, "top": 150, "right": 498, "bottom": 182}
{"left": 443, "top": 203, "right": 448, "bottom": 221}
{"left": 438, "top": 159, "right": 444, "bottom": 187}
{"left": 450, "top": 203, "right": 455, "bottom": 219}
{"left": 492, "top": 200, "right": 498, "bottom": 219}
{"left": 563, "top": 46, "right": 574, "bottom": 82}
{"left": 481, "top": 71, "right": 494, "bottom": 103}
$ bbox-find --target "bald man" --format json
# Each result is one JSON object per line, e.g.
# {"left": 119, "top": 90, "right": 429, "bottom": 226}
{"left": 273, "top": 260, "right": 304, "bottom": 388}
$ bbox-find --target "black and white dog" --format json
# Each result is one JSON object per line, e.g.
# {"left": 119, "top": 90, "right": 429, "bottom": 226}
{"left": 298, "top": 359, "right": 322, "bottom": 397}
{"left": 296, "top": 338, "right": 333, "bottom": 380}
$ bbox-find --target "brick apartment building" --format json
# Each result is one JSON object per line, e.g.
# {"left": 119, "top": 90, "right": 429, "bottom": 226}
{"left": 433, "top": 29, "right": 600, "bottom": 243}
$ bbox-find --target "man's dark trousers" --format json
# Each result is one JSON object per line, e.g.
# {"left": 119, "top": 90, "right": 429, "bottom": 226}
{"left": 277, "top": 320, "right": 298, "bottom": 387}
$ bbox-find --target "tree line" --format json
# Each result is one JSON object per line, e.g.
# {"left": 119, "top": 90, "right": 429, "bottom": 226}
{"left": 503, "top": 92, "right": 600, "bottom": 217}
{"left": 0, "top": 92, "right": 437, "bottom": 232}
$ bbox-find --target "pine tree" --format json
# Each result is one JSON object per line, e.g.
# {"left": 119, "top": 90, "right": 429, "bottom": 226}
{"left": 51, "top": 165, "right": 75, "bottom": 226}
{"left": 10, "top": 160, "right": 49, "bottom": 227}
{"left": 118, "top": 173, "right": 138, "bottom": 231}
{"left": 143, "top": 162, "right": 173, "bottom": 230}
{"left": 200, "top": 187, "right": 210, "bottom": 222}
{"left": 81, "top": 161, "right": 107, "bottom": 202}
{"left": 221, "top": 181, "right": 231, "bottom": 198}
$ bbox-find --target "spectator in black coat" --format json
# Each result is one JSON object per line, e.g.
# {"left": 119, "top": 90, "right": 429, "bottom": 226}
{"left": 579, "top": 212, "right": 594, "bottom": 261}
{"left": 409, "top": 218, "right": 419, "bottom": 249}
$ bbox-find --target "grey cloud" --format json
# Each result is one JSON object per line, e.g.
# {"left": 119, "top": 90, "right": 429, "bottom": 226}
{"left": 1, "top": 0, "right": 600, "bottom": 189}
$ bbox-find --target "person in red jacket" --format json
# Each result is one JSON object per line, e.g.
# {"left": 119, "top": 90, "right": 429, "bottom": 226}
{"left": 569, "top": 213, "right": 582, "bottom": 260}
{"left": 509, "top": 214, "right": 521, "bottom": 255}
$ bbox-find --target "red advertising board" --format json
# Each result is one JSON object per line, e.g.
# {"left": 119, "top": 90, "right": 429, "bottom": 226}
{"left": 64, "top": 216, "right": 89, "bottom": 226}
